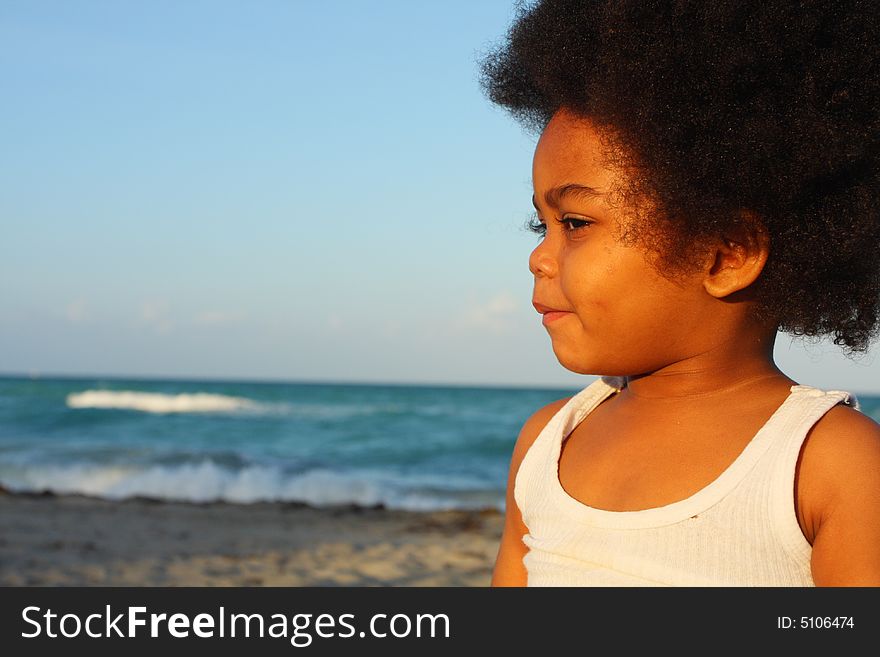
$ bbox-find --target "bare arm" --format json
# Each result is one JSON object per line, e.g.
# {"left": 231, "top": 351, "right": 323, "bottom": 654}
{"left": 491, "top": 398, "right": 570, "bottom": 587}
{"left": 801, "top": 405, "right": 880, "bottom": 586}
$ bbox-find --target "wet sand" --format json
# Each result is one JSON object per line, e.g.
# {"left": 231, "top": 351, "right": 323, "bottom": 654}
{"left": 0, "top": 488, "right": 503, "bottom": 586}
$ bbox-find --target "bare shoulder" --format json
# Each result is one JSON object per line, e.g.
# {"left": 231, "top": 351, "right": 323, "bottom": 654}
{"left": 801, "top": 403, "right": 880, "bottom": 491}
{"left": 799, "top": 403, "right": 880, "bottom": 585}
{"left": 489, "top": 395, "right": 570, "bottom": 587}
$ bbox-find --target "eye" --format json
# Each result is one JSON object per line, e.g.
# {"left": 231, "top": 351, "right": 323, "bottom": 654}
{"left": 525, "top": 213, "right": 593, "bottom": 238}
{"left": 557, "top": 215, "right": 593, "bottom": 233}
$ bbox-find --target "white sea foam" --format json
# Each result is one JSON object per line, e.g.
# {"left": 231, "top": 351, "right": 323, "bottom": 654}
{"left": 0, "top": 461, "right": 504, "bottom": 512}
{"left": 65, "top": 389, "right": 405, "bottom": 418}
{"left": 66, "top": 390, "right": 266, "bottom": 414}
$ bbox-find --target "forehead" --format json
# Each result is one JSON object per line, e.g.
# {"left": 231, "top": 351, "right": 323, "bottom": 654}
{"left": 532, "top": 110, "right": 614, "bottom": 192}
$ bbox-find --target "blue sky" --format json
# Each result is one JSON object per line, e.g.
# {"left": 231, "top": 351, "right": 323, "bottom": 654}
{"left": 2, "top": 0, "right": 878, "bottom": 394}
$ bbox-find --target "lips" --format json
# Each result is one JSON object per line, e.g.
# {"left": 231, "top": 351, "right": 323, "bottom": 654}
{"left": 532, "top": 301, "right": 570, "bottom": 314}
{"left": 533, "top": 300, "right": 572, "bottom": 326}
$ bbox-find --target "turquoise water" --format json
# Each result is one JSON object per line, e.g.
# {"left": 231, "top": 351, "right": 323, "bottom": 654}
{"left": 1, "top": 375, "right": 876, "bottom": 512}
{"left": 0, "top": 375, "right": 578, "bottom": 512}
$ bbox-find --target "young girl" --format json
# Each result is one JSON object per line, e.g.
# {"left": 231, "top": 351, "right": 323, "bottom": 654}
{"left": 481, "top": 0, "right": 880, "bottom": 586}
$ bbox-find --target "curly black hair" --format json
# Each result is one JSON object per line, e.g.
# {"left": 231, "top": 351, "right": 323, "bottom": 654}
{"left": 480, "top": 0, "right": 880, "bottom": 353}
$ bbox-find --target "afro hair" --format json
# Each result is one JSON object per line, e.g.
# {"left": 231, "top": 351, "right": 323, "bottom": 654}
{"left": 480, "top": 0, "right": 880, "bottom": 352}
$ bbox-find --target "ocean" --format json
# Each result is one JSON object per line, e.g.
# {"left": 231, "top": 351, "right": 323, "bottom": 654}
{"left": 0, "top": 375, "right": 578, "bottom": 513}
{"left": 1, "top": 375, "right": 877, "bottom": 513}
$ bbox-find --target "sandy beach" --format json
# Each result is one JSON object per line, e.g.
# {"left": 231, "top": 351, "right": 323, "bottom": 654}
{"left": 0, "top": 487, "right": 503, "bottom": 586}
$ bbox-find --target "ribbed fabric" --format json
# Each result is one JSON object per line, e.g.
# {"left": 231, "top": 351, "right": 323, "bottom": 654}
{"left": 515, "top": 376, "right": 860, "bottom": 586}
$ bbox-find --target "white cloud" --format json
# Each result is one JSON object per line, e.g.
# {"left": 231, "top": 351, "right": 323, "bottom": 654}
{"left": 65, "top": 299, "right": 89, "bottom": 324}
{"left": 139, "top": 299, "right": 173, "bottom": 335}
{"left": 451, "top": 290, "right": 520, "bottom": 335}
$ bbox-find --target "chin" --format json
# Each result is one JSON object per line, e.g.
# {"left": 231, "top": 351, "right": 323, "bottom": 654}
{"left": 552, "top": 345, "right": 609, "bottom": 376}
{"left": 551, "top": 343, "right": 645, "bottom": 378}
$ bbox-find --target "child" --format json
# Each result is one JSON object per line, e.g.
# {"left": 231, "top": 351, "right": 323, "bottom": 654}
{"left": 481, "top": 0, "right": 880, "bottom": 586}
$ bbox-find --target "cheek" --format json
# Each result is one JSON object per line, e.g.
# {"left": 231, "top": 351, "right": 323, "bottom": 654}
{"left": 620, "top": 276, "right": 705, "bottom": 345}
{"left": 567, "top": 249, "right": 691, "bottom": 328}
{"left": 563, "top": 247, "right": 641, "bottom": 313}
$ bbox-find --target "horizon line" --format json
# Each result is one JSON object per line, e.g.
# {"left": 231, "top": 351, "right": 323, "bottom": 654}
{"left": 0, "top": 370, "right": 586, "bottom": 393}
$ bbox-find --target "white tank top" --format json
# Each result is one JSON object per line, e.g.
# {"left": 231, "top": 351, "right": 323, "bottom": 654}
{"left": 514, "top": 375, "right": 860, "bottom": 586}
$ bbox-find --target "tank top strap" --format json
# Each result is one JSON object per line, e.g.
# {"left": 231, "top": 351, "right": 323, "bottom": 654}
{"left": 761, "top": 384, "right": 858, "bottom": 455}
{"left": 551, "top": 375, "right": 624, "bottom": 451}
{"left": 767, "top": 384, "right": 860, "bottom": 559}
{"left": 513, "top": 376, "right": 622, "bottom": 527}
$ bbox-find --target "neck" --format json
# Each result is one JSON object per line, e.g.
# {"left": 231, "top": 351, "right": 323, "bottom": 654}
{"left": 621, "top": 326, "right": 789, "bottom": 401}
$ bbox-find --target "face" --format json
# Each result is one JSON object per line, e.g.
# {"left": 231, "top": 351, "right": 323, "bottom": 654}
{"left": 529, "top": 109, "right": 716, "bottom": 376}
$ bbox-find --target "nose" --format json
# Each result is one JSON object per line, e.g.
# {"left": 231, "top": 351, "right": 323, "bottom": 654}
{"left": 529, "top": 240, "right": 558, "bottom": 278}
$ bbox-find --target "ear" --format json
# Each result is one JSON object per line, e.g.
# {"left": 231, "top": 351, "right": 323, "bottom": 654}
{"left": 702, "top": 212, "right": 770, "bottom": 299}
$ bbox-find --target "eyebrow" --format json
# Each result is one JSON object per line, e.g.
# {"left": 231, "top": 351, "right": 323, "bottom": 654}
{"left": 532, "top": 183, "right": 604, "bottom": 210}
